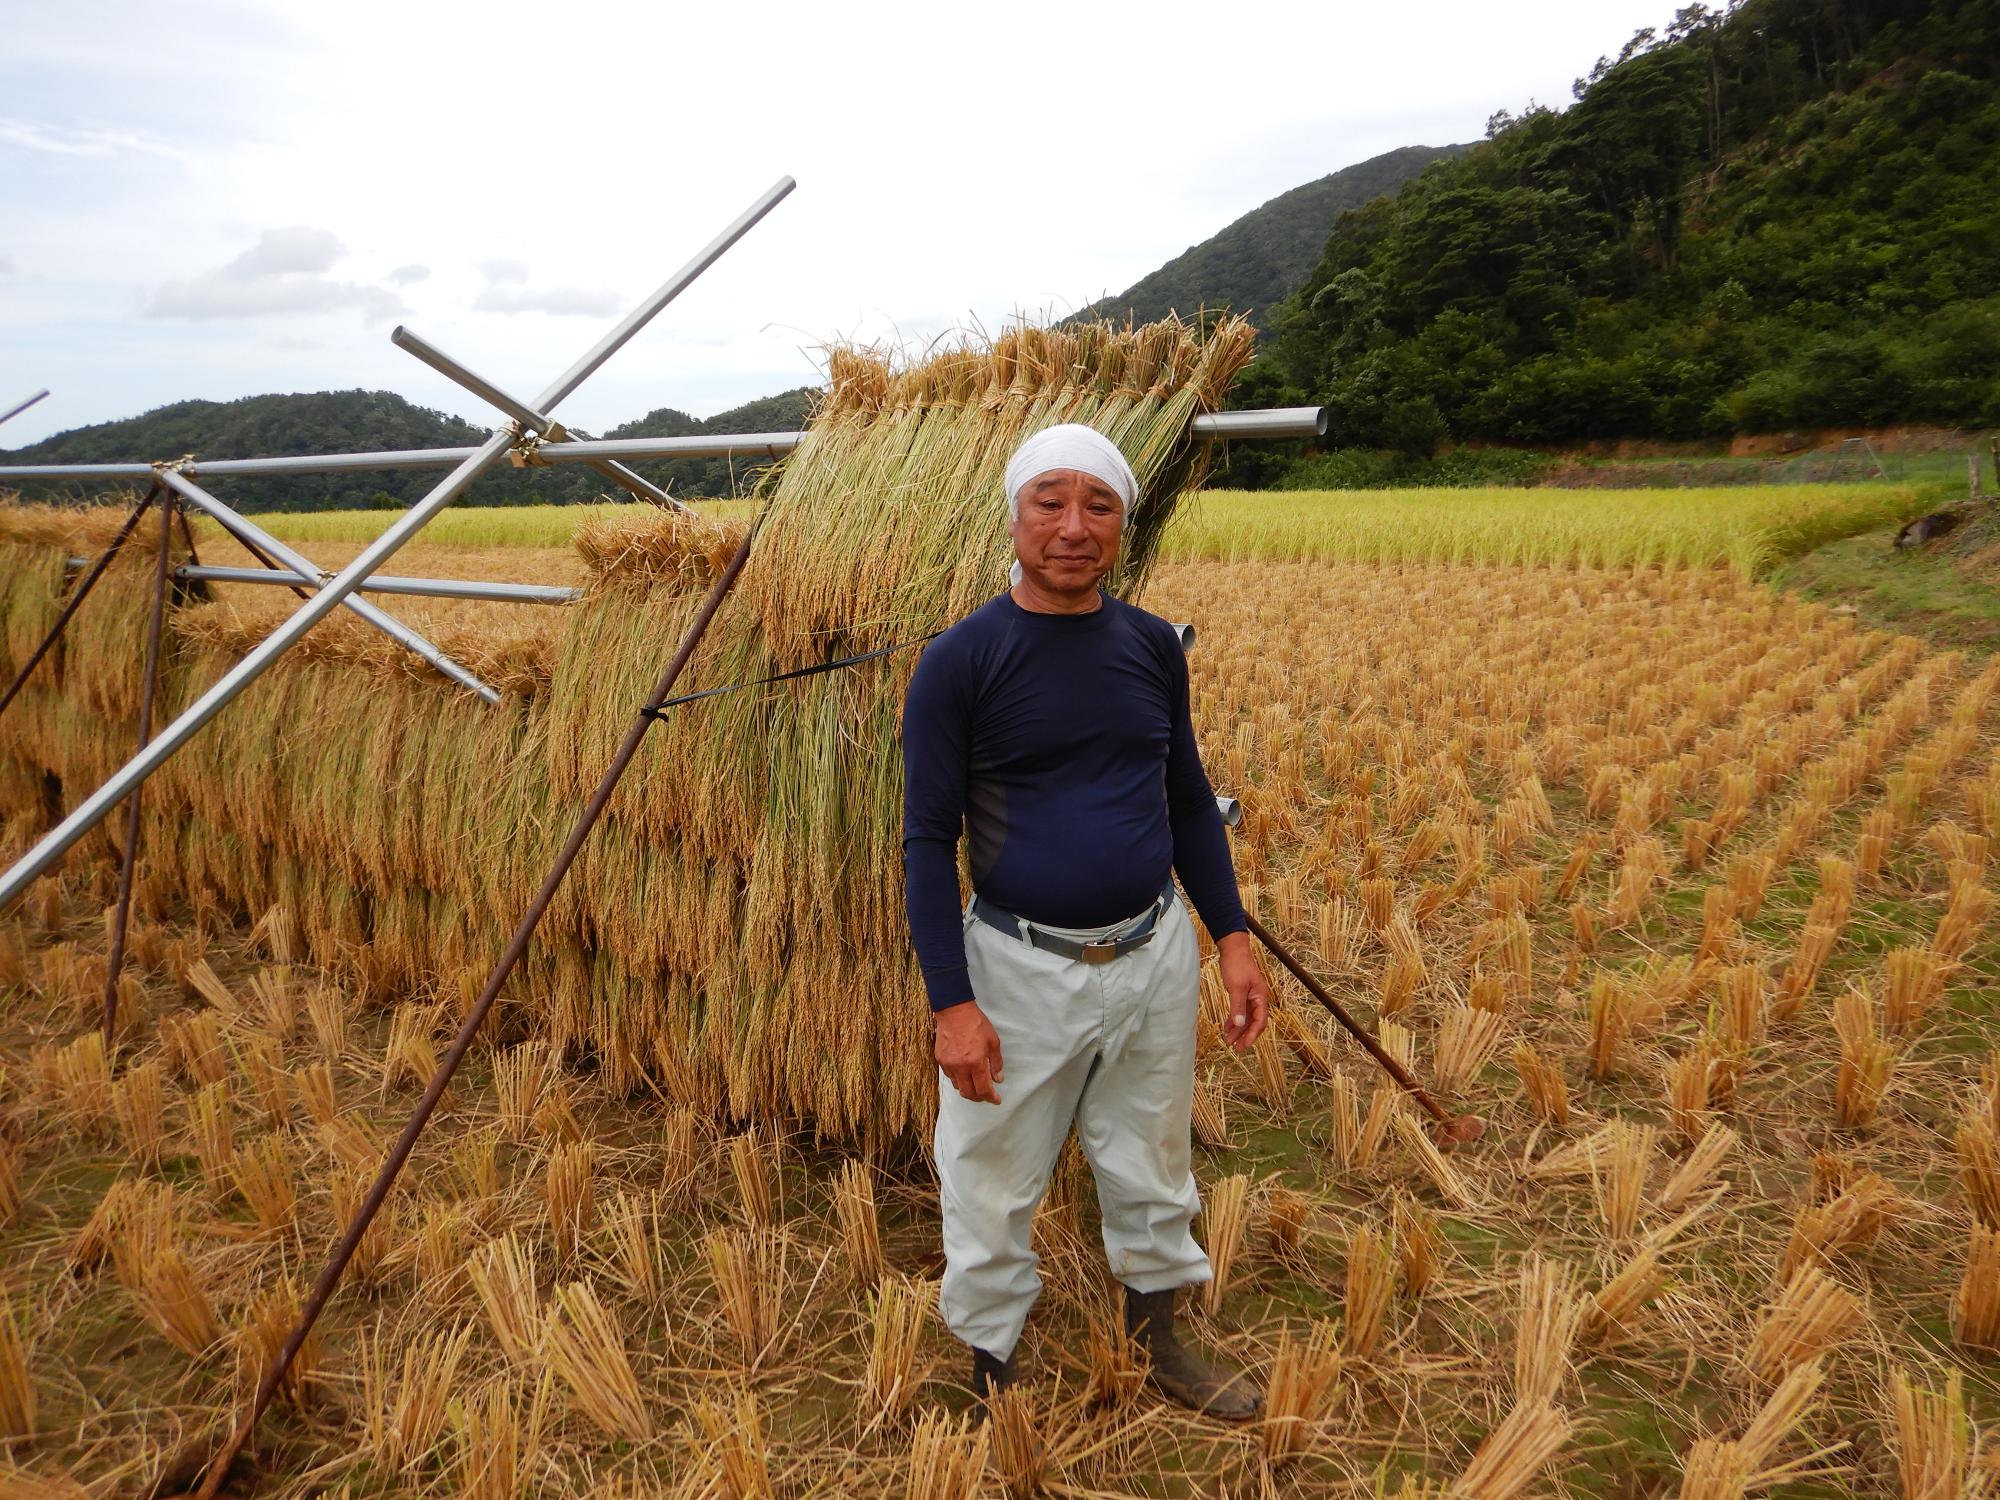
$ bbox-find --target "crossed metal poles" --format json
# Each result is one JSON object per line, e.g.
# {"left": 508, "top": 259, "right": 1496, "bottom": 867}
{"left": 0, "top": 175, "right": 797, "bottom": 914}
{"left": 11, "top": 470, "right": 504, "bottom": 704}
{"left": 151, "top": 466, "right": 503, "bottom": 704}
{"left": 389, "top": 325, "right": 689, "bottom": 511}
{"left": 142, "top": 320, "right": 739, "bottom": 696}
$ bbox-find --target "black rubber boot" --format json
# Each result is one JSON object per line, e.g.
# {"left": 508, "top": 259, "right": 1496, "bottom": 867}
{"left": 1123, "top": 1285, "right": 1262, "bottom": 1422}
{"left": 969, "top": 1345, "right": 1017, "bottom": 1411}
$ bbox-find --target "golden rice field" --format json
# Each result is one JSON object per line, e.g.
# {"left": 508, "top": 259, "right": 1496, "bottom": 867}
{"left": 234, "top": 479, "right": 1925, "bottom": 578}
{"left": 1159, "top": 484, "right": 1931, "bottom": 575}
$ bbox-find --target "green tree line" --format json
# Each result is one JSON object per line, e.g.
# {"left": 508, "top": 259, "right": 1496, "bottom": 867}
{"left": 1245, "top": 0, "right": 2000, "bottom": 457}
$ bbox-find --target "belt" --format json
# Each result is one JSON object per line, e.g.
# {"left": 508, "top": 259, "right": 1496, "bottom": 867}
{"left": 969, "top": 887, "right": 1173, "bottom": 965}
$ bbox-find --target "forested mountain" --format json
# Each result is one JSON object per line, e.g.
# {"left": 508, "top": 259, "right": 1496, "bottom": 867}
{"left": 1076, "top": 145, "right": 1470, "bottom": 326}
{"left": 1250, "top": 0, "right": 2000, "bottom": 451}
{"left": 1, "top": 387, "right": 817, "bottom": 510}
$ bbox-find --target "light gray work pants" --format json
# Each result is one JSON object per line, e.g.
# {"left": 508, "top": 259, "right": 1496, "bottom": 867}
{"left": 934, "top": 891, "right": 1210, "bottom": 1361}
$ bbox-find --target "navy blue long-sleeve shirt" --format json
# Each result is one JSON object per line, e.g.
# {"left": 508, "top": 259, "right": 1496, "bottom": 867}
{"left": 900, "top": 589, "right": 1248, "bottom": 1011}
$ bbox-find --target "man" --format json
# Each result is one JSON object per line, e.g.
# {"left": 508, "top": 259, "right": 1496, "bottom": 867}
{"left": 901, "top": 422, "right": 1273, "bottom": 1421}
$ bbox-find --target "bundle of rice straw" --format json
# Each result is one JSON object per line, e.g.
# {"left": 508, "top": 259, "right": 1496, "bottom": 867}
{"left": 0, "top": 315, "right": 1253, "bottom": 1145}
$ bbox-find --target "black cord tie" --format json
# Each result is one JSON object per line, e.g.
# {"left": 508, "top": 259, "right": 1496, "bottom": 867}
{"left": 639, "top": 629, "right": 942, "bottom": 721}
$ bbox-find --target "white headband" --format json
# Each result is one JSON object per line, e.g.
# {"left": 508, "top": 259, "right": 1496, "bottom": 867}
{"left": 1003, "top": 424, "right": 1138, "bottom": 528}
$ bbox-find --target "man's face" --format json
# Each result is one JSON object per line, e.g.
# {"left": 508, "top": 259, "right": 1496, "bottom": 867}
{"left": 1009, "top": 468, "right": 1124, "bottom": 598}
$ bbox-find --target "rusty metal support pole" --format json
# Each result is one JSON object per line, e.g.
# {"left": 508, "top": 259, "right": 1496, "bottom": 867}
{"left": 193, "top": 516, "right": 763, "bottom": 1500}
{"left": 0, "top": 485, "right": 159, "bottom": 720}
{"left": 1242, "top": 911, "right": 1453, "bottom": 1125}
{"left": 102, "top": 491, "right": 178, "bottom": 1052}
{"left": 218, "top": 525, "right": 312, "bottom": 602}
{"left": 173, "top": 506, "right": 211, "bottom": 603}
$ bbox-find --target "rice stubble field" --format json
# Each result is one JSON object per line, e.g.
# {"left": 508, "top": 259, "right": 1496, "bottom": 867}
{"left": 0, "top": 474, "right": 1995, "bottom": 1498}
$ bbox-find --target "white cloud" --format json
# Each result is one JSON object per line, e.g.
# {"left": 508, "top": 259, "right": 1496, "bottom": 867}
{"left": 386, "top": 263, "right": 430, "bottom": 285}
{"left": 0, "top": 117, "right": 187, "bottom": 163}
{"left": 147, "top": 276, "right": 405, "bottom": 321}
{"left": 470, "top": 256, "right": 621, "bottom": 316}
{"left": 0, "top": 256, "right": 13, "bottom": 275}
{"left": 223, "top": 226, "right": 344, "bottom": 278}
{"left": 144, "top": 227, "right": 405, "bottom": 322}
{"left": 472, "top": 283, "right": 625, "bottom": 318}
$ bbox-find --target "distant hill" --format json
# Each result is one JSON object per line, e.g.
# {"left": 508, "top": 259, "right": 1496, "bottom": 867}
{"left": 1, "top": 387, "right": 819, "bottom": 510}
{"left": 1076, "top": 144, "right": 1472, "bottom": 326}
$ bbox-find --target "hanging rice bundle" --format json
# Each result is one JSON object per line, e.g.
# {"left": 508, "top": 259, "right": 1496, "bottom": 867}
{"left": 0, "top": 316, "right": 1252, "bottom": 1147}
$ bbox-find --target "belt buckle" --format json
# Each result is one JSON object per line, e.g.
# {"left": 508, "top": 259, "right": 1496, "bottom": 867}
{"left": 1079, "top": 938, "right": 1119, "bottom": 965}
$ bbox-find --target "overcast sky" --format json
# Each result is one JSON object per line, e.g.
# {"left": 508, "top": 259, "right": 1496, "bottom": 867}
{"left": 1, "top": 0, "right": 1689, "bottom": 450}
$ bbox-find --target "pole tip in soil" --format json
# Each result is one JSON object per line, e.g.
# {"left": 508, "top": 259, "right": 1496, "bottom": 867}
{"left": 1431, "top": 1114, "right": 1488, "bottom": 1148}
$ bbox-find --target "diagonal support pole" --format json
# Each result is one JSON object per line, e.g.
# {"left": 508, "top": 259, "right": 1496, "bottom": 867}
{"left": 0, "top": 484, "right": 160, "bottom": 720}
{"left": 192, "top": 514, "right": 762, "bottom": 1499}
{"left": 392, "top": 326, "right": 689, "bottom": 510}
{"left": 0, "top": 389, "right": 49, "bottom": 429}
{"left": 195, "top": 521, "right": 311, "bottom": 602}
{"left": 172, "top": 505, "right": 212, "bottom": 603}
{"left": 155, "top": 468, "right": 501, "bottom": 704}
{"left": 102, "top": 489, "right": 178, "bottom": 1051}
{"left": 0, "top": 173, "right": 794, "bottom": 915}
{"left": 1243, "top": 917, "right": 1487, "bottom": 1146}
{"left": 1214, "top": 795, "right": 1485, "bottom": 1146}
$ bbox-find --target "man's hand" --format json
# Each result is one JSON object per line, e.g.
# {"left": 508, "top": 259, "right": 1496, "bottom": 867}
{"left": 1216, "top": 930, "right": 1271, "bottom": 1052}
{"left": 935, "top": 999, "right": 1005, "bottom": 1104}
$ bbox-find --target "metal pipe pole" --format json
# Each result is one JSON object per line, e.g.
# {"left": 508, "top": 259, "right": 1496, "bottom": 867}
{"left": 179, "top": 432, "right": 783, "bottom": 474}
{"left": 102, "top": 491, "right": 177, "bottom": 1052}
{"left": 155, "top": 562, "right": 580, "bottom": 606}
{"left": 192, "top": 448, "right": 480, "bottom": 477}
{"left": 391, "top": 326, "right": 688, "bottom": 511}
{"left": 156, "top": 468, "right": 502, "bottom": 705}
{"left": 0, "top": 389, "right": 49, "bottom": 429}
{"left": 194, "top": 515, "right": 763, "bottom": 1500}
{"left": 536, "top": 176, "right": 794, "bottom": 412}
{"left": 0, "top": 462, "right": 159, "bottom": 481}
{"left": 0, "top": 175, "right": 796, "bottom": 913}
{"left": 1190, "top": 407, "right": 1328, "bottom": 441}
{"left": 0, "top": 406, "right": 1326, "bottom": 487}
{"left": 0, "top": 486, "right": 159, "bottom": 720}
{"left": 509, "top": 431, "right": 803, "bottom": 465}
{"left": 181, "top": 434, "right": 762, "bottom": 476}
{"left": 498, "top": 405, "right": 1326, "bottom": 466}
